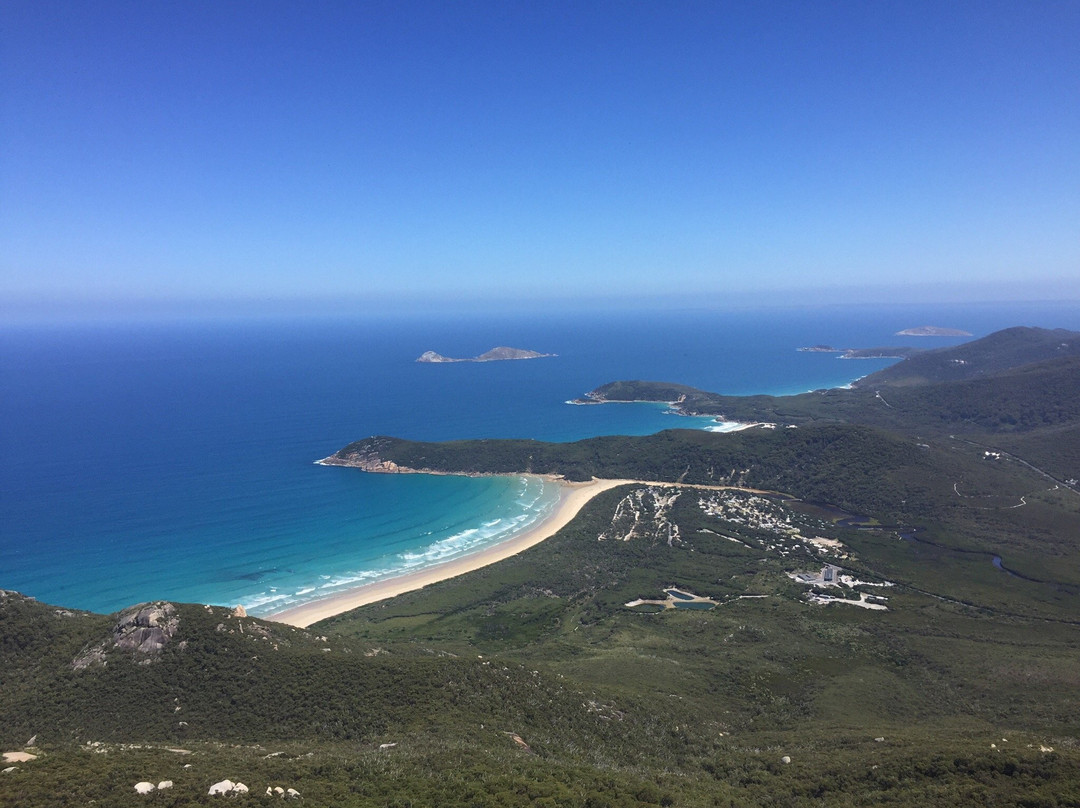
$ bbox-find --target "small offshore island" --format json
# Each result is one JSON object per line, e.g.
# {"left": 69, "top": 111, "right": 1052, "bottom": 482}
{"left": 417, "top": 346, "right": 556, "bottom": 363}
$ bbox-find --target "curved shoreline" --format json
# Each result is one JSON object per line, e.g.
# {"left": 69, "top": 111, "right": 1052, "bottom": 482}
{"left": 267, "top": 477, "right": 632, "bottom": 628}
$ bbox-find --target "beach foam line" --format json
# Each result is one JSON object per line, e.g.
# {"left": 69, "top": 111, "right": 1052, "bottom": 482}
{"left": 267, "top": 477, "right": 632, "bottom": 628}
{"left": 704, "top": 421, "right": 752, "bottom": 433}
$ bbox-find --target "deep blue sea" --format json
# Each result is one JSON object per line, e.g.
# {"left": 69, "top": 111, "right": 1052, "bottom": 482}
{"left": 2, "top": 302, "right": 1076, "bottom": 616}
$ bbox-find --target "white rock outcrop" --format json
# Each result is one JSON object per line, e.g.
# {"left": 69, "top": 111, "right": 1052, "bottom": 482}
{"left": 158, "top": 780, "right": 173, "bottom": 789}
{"left": 134, "top": 782, "right": 155, "bottom": 794}
{"left": 209, "top": 779, "right": 236, "bottom": 795}
{"left": 2, "top": 752, "right": 37, "bottom": 763}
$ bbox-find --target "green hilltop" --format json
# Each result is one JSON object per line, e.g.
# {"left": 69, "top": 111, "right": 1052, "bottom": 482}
{"left": 3, "top": 326, "right": 1080, "bottom": 807}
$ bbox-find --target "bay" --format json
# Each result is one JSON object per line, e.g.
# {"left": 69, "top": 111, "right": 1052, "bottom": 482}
{"left": 2, "top": 302, "right": 1075, "bottom": 615}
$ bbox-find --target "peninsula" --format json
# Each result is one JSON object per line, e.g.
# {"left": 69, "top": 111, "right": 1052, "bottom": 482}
{"left": 895, "top": 325, "right": 972, "bottom": 336}
{"left": 796, "top": 345, "right": 925, "bottom": 359}
{"left": 567, "top": 328, "right": 1080, "bottom": 435}
{"left": 416, "top": 346, "right": 556, "bottom": 363}
{"left": 839, "top": 346, "right": 924, "bottom": 359}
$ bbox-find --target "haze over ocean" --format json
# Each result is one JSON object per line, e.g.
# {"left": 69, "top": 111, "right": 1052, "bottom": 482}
{"left": 2, "top": 302, "right": 1076, "bottom": 616}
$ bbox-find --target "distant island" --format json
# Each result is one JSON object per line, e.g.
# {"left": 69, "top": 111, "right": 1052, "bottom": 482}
{"left": 895, "top": 325, "right": 972, "bottom": 336}
{"left": 416, "top": 346, "right": 556, "bottom": 363}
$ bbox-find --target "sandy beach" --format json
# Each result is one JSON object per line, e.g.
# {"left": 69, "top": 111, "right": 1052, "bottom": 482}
{"left": 269, "top": 477, "right": 633, "bottom": 628}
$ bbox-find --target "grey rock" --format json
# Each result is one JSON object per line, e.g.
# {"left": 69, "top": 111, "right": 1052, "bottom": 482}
{"left": 72, "top": 643, "right": 108, "bottom": 670}
{"left": 113, "top": 602, "right": 179, "bottom": 653}
{"left": 73, "top": 601, "right": 180, "bottom": 670}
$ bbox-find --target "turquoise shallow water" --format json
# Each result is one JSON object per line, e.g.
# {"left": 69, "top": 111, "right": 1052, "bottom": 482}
{"left": 2, "top": 303, "right": 1075, "bottom": 615}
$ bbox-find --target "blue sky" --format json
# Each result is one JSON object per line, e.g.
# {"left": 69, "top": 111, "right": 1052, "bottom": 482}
{"left": 3, "top": 1, "right": 1079, "bottom": 316}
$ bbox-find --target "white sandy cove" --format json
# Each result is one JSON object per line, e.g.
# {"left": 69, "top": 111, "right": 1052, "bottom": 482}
{"left": 269, "top": 478, "right": 631, "bottom": 627}
{"left": 270, "top": 476, "right": 779, "bottom": 628}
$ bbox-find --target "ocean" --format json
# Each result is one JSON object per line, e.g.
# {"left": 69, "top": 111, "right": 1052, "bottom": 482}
{"left": 2, "top": 302, "right": 1076, "bottom": 616}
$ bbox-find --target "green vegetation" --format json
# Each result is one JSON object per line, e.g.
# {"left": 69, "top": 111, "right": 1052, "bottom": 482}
{"left": 861, "top": 326, "right": 1080, "bottom": 387}
{"left": 586, "top": 355, "right": 1080, "bottom": 438}
{"left": 3, "top": 326, "right": 1080, "bottom": 805}
{"left": 578, "top": 330, "right": 1080, "bottom": 480}
{"left": 840, "top": 346, "right": 924, "bottom": 359}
